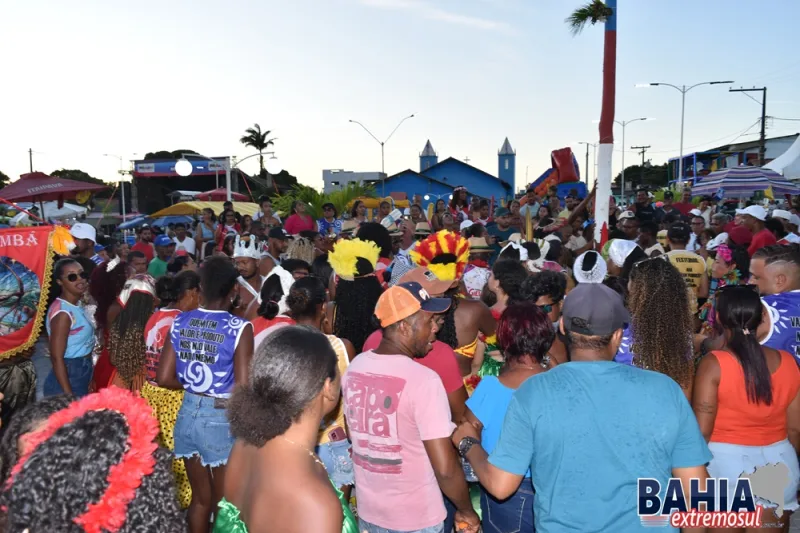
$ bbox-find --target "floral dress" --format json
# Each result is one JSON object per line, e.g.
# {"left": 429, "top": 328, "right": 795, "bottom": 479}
{"left": 699, "top": 269, "right": 743, "bottom": 336}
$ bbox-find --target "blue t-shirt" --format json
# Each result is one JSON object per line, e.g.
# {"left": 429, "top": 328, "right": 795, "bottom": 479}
{"left": 169, "top": 308, "right": 251, "bottom": 398}
{"left": 318, "top": 217, "right": 342, "bottom": 237}
{"left": 489, "top": 361, "right": 711, "bottom": 533}
{"left": 46, "top": 298, "right": 96, "bottom": 359}
{"left": 762, "top": 291, "right": 800, "bottom": 362}
{"left": 466, "top": 376, "right": 531, "bottom": 477}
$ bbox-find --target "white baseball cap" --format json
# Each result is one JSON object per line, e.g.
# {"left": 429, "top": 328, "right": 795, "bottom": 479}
{"left": 70, "top": 222, "right": 97, "bottom": 243}
{"left": 689, "top": 208, "right": 702, "bottom": 217}
{"left": 618, "top": 210, "right": 635, "bottom": 220}
{"left": 791, "top": 214, "right": 800, "bottom": 227}
{"left": 706, "top": 232, "right": 729, "bottom": 251}
{"left": 460, "top": 219, "right": 474, "bottom": 231}
{"left": 771, "top": 209, "right": 792, "bottom": 221}
{"left": 735, "top": 205, "right": 767, "bottom": 221}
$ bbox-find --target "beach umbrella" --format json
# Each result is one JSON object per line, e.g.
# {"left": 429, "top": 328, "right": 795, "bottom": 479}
{"left": 691, "top": 167, "right": 800, "bottom": 199}
{"left": 195, "top": 188, "right": 248, "bottom": 201}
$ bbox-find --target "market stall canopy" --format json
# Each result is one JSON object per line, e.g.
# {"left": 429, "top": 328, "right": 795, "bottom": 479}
{"left": 11, "top": 201, "right": 87, "bottom": 224}
{"left": 150, "top": 201, "right": 259, "bottom": 218}
{"left": 764, "top": 136, "right": 800, "bottom": 180}
{"left": 691, "top": 166, "right": 800, "bottom": 199}
{"left": 0, "top": 172, "right": 108, "bottom": 202}
{"left": 195, "top": 188, "right": 249, "bottom": 201}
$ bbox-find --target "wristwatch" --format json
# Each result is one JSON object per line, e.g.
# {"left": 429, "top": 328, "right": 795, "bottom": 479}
{"left": 458, "top": 436, "right": 480, "bottom": 457}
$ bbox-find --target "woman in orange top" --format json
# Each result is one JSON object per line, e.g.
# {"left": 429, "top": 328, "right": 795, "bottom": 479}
{"left": 693, "top": 285, "right": 800, "bottom": 532}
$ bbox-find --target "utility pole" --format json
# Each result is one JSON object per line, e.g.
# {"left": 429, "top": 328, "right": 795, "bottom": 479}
{"left": 729, "top": 87, "right": 768, "bottom": 166}
{"left": 28, "top": 148, "right": 33, "bottom": 172}
{"left": 631, "top": 145, "right": 651, "bottom": 189}
{"left": 578, "top": 142, "right": 592, "bottom": 185}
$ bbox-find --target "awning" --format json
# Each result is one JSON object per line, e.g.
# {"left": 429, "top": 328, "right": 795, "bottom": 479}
{"left": 150, "top": 201, "right": 260, "bottom": 218}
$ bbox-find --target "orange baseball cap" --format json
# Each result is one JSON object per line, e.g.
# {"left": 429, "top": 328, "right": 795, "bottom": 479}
{"left": 374, "top": 281, "right": 451, "bottom": 328}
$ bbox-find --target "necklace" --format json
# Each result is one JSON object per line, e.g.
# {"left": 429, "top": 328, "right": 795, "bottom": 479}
{"left": 281, "top": 436, "right": 325, "bottom": 467}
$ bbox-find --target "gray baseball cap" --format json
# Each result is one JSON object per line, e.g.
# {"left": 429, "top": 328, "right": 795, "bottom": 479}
{"left": 562, "top": 283, "right": 630, "bottom": 336}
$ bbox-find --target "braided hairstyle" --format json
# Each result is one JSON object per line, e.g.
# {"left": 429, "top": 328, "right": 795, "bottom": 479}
{"left": 333, "top": 274, "right": 383, "bottom": 352}
{"left": 627, "top": 257, "right": 694, "bottom": 388}
{"left": 436, "top": 286, "right": 461, "bottom": 349}
{"left": 0, "top": 409, "right": 183, "bottom": 532}
{"left": 108, "top": 291, "right": 154, "bottom": 384}
{"left": 228, "top": 326, "right": 337, "bottom": 446}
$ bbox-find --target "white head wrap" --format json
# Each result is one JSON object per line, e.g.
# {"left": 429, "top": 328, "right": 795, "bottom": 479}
{"left": 574, "top": 251, "right": 608, "bottom": 284}
{"left": 607, "top": 239, "right": 639, "bottom": 268}
{"left": 117, "top": 275, "right": 156, "bottom": 307}
{"left": 264, "top": 265, "right": 295, "bottom": 315}
{"left": 526, "top": 239, "right": 551, "bottom": 272}
{"left": 499, "top": 241, "right": 528, "bottom": 262}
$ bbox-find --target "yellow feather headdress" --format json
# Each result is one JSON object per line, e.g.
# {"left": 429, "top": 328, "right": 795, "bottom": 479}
{"left": 328, "top": 238, "right": 381, "bottom": 281}
{"left": 409, "top": 230, "right": 470, "bottom": 281}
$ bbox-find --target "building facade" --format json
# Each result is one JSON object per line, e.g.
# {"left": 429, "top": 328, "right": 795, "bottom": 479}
{"left": 322, "top": 169, "right": 387, "bottom": 194}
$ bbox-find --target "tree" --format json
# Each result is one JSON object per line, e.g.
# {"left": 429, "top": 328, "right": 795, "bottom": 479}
{"left": 270, "top": 183, "right": 376, "bottom": 220}
{"left": 613, "top": 163, "right": 669, "bottom": 190}
{"left": 143, "top": 150, "right": 197, "bottom": 160}
{"left": 567, "top": 0, "right": 616, "bottom": 245}
{"left": 239, "top": 124, "right": 276, "bottom": 184}
{"left": 0, "top": 170, "right": 10, "bottom": 189}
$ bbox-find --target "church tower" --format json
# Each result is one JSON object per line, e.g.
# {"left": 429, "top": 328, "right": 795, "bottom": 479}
{"left": 420, "top": 140, "right": 438, "bottom": 173}
{"left": 498, "top": 137, "right": 516, "bottom": 186}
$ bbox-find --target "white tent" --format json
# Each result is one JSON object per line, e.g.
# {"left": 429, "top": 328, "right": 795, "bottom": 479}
{"left": 764, "top": 135, "right": 800, "bottom": 180}
{"left": 10, "top": 201, "right": 88, "bottom": 225}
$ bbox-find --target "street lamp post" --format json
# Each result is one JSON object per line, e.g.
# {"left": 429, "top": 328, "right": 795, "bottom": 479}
{"left": 638, "top": 81, "right": 733, "bottom": 184}
{"left": 103, "top": 153, "right": 135, "bottom": 221}
{"left": 577, "top": 142, "right": 592, "bottom": 185}
{"left": 349, "top": 114, "right": 415, "bottom": 196}
{"left": 174, "top": 152, "right": 282, "bottom": 200}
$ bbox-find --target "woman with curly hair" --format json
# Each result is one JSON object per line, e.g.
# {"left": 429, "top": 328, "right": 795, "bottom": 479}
{"left": 108, "top": 276, "right": 157, "bottom": 392}
{"left": 158, "top": 256, "right": 254, "bottom": 533}
{"left": 625, "top": 257, "right": 695, "bottom": 398}
{"left": 140, "top": 271, "right": 200, "bottom": 509}
{"left": 520, "top": 270, "right": 568, "bottom": 364}
{"left": 88, "top": 256, "right": 128, "bottom": 391}
{"left": 350, "top": 200, "right": 368, "bottom": 225}
{"left": 449, "top": 186, "right": 470, "bottom": 222}
{"left": 325, "top": 238, "right": 384, "bottom": 353}
{"left": 0, "top": 388, "right": 184, "bottom": 532}
{"left": 0, "top": 395, "right": 73, "bottom": 484}
{"left": 460, "top": 301, "right": 556, "bottom": 533}
{"left": 219, "top": 326, "right": 357, "bottom": 533}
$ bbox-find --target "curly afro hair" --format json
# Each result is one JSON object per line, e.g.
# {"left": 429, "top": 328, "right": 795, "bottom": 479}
{"left": 228, "top": 326, "right": 337, "bottom": 447}
{"left": 0, "top": 409, "right": 184, "bottom": 532}
{"left": 521, "top": 270, "right": 566, "bottom": 304}
{"left": 0, "top": 395, "right": 74, "bottom": 484}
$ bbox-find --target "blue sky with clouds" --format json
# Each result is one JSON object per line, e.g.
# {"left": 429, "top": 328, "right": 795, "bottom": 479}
{"left": 1, "top": 0, "right": 798, "bottom": 192}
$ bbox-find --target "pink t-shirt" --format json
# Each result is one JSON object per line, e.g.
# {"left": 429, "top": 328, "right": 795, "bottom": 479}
{"left": 363, "top": 330, "right": 463, "bottom": 394}
{"left": 342, "top": 350, "right": 455, "bottom": 531}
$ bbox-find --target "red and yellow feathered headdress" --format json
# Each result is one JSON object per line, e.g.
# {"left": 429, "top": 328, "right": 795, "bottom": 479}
{"left": 409, "top": 230, "right": 470, "bottom": 281}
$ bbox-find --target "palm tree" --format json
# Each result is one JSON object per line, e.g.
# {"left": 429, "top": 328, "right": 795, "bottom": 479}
{"left": 271, "top": 183, "right": 376, "bottom": 220}
{"left": 239, "top": 123, "right": 276, "bottom": 183}
{"left": 566, "top": 0, "right": 616, "bottom": 247}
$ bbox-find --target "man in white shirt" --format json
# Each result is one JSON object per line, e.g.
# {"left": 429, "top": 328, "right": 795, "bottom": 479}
{"left": 172, "top": 223, "right": 196, "bottom": 258}
{"left": 772, "top": 209, "right": 800, "bottom": 244}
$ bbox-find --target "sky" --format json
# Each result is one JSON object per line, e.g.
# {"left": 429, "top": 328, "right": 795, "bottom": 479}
{"left": 2, "top": 0, "right": 799, "bottom": 194}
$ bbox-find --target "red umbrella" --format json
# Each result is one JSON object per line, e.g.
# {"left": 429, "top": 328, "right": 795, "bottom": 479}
{"left": 195, "top": 187, "right": 248, "bottom": 201}
{"left": 0, "top": 172, "right": 108, "bottom": 202}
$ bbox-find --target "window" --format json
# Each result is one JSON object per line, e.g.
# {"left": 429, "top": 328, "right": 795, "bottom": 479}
{"left": 504, "top": 159, "right": 509, "bottom": 170}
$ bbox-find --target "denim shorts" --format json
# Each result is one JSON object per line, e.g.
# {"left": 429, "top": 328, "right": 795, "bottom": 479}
{"left": 358, "top": 518, "right": 444, "bottom": 533}
{"left": 43, "top": 355, "right": 92, "bottom": 398}
{"left": 173, "top": 392, "right": 234, "bottom": 468}
{"left": 708, "top": 439, "right": 800, "bottom": 513}
{"left": 316, "top": 439, "right": 354, "bottom": 487}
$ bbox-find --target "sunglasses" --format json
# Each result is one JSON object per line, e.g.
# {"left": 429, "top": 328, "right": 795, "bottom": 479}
{"left": 538, "top": 304, "right": 553, "bottom": 313}
{"left": 65, "top": 272, "right": 89, "bottom": 282}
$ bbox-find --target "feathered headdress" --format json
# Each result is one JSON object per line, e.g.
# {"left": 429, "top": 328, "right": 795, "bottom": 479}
{"left": 409, "top": 230, "right": 470, "bottom": 281}
{"left": 328, "top": 238, "right": 380, "bottom": 281}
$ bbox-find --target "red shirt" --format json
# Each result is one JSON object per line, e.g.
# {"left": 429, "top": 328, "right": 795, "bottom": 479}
{"left": 284, "top": 214, "right": 315, "bottom": 235}
{"left": 748, "top": 228, "right": 777, "bottom": 256}
{"left": 131, "top": 241, "right": 154, "bottom": 262}
{"left": 362, "top": 330, "right": 463, "bottom": 394}
{"left": 671, "top": 202, "right": 695, "bottom": 216}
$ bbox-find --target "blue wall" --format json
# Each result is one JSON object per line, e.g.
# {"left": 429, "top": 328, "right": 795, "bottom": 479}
{"left": 420, "top": 155, "right": 438, "bottom": 172}
{"left": 423, "top": 159, "right": 512, "bottom": 202}
{"left": 383, "top": 171, "right": 453, "bottom": 210}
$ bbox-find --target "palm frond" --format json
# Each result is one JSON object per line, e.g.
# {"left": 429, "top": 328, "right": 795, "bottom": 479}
{"left": 270, "top": 182, "right": 376, "bottom": 220}
{"left": 565, "top": 0, "right": 612, "bottom": 35}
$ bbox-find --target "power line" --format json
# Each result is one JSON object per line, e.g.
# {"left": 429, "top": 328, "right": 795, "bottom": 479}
{"left": 769, "top": 116, "right": 800, "bottom": 122}
{"left": 613, "top": 118, "right": 762, "bottom": 156}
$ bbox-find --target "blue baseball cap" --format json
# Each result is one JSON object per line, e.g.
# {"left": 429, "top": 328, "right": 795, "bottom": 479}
{"left": 154, "top": 235, "right": 174, "bottom": 247}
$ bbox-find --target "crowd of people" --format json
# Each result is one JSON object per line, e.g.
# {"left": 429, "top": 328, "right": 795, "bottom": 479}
{"left": 1, "top": 183, "right": 800, "bottom": 532}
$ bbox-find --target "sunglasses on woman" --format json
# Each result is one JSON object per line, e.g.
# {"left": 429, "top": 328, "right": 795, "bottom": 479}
{"left": 65, "top": 272, "right": 89, "bottom": 282}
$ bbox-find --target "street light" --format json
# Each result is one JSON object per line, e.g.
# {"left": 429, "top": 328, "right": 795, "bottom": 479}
{"left": 637, "top": 80, "right": 733, "bottom": 183}
{"left": 423, "top": 193, "right": 453, "bottom": 201}
{"left": 175, "top": 152, "right": 281, "bottom": 200}
{"left": 349, "top": 114, "right": 415, "bottom": 196}
{"left": 103, "top": 153, "right": 136, "bottom": 221}
{"left": 598, "top": 118, "right": 654, "bottom": 200}
{"left": 577, "top": 142, "right": 596, "bottom": 184}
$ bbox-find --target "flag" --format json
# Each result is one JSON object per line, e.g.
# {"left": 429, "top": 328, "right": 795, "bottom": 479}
{"left": 764, "top": 185, "right": 774, "bottom": 200}
{"left": 0, "top": 226, "right": 57, "bottom": 360}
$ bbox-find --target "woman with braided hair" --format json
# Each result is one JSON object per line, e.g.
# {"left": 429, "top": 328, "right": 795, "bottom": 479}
{"left": 108, "top": 276, "right": 157, "bottom": 392}
{"left": 410, "top": 231, "right": 495, "bottom": 390}
{"left": 626, "top": 257, "right": 696, "bottom": 398}
{"left": 0, "top": 388, "right": 184, "bottom": 532}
